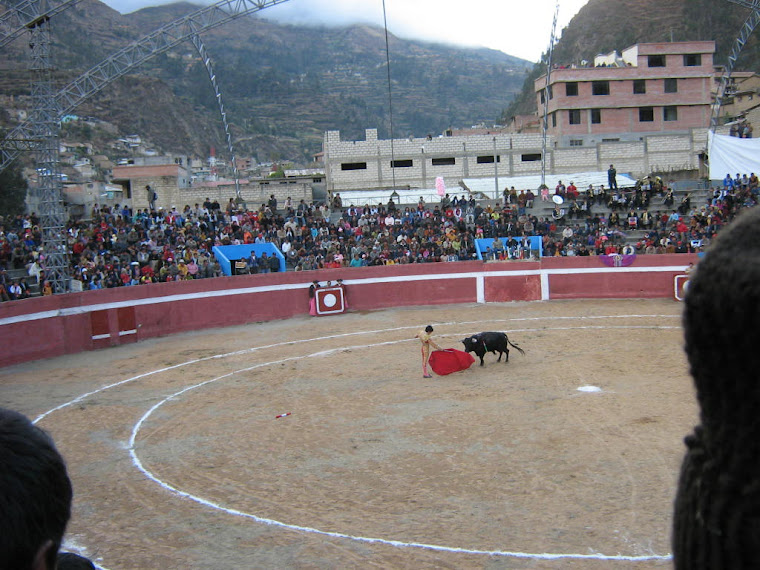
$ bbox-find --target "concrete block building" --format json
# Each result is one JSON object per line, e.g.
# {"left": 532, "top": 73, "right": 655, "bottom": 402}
{"left": 323, "top": 128, "right": 551, "bottom": 194}
{"left": 534, "top": 41, "right": 715, "bottom": 147}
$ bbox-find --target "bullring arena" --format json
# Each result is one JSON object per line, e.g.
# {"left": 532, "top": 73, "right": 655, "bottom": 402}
{"left": 0, "top": 256, "right": 697, "bottom": 569}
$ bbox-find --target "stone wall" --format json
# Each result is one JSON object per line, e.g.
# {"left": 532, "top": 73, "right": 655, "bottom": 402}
{"left": 117, "top": 179, "right": 315, "bottom": 213}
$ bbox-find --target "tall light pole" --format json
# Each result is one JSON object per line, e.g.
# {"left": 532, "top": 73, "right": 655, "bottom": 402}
{"left": 541, "top": 0, "right": 560, "bottom": 188}
{"left": 493, "top": 136, "right": 499, "bottom": 199}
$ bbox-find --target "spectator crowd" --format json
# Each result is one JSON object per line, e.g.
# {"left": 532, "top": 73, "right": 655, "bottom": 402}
{"left": 0, "top": 172, "right": 758, "bottom": 299}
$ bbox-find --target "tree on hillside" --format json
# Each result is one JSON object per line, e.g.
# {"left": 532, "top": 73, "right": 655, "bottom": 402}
{"left": 0, "top": 159, "right": 28, "bottom": 218}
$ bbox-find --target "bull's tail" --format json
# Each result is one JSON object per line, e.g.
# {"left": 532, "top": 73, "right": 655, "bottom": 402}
{"left": 508, "top": 339, "right": 525, "bottom": 356}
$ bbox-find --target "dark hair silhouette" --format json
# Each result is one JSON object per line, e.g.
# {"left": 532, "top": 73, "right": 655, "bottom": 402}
{"left": 0, "top": 408, "right": 72, "bottom": 570}
{"left": 673, "top": 206, "right": 760, "bottom": 568}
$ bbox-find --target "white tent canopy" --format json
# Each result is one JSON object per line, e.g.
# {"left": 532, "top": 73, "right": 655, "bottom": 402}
{"left": 333, "top": 170, "right": 639, "bottom": 207}
{"left": 708, "top": 131, "right": 760, "bottom": 181}
{"left": 333, "top": 187, "right": 463, "bottom": 207}
{"left": 462, "top": 171, "right": 638, "bottom": 200}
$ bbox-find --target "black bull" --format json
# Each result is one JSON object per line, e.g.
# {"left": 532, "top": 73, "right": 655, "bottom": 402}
{"left": 461, "top": 332, "right": 525, "bottom": 366}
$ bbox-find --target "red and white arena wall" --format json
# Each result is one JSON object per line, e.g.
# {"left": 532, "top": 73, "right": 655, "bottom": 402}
{"left": 0, "top": 254, "right": 695, "bottom": 367}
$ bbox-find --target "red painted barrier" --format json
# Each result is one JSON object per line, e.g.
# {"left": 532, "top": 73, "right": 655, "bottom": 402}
{"left": 0, "top": 255, "right": 696, "bottom": 367}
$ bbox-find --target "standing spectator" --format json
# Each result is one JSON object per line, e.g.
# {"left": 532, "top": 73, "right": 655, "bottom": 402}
{"left": 259, "top": 252, "right": 269, "bottom": 273}
{"left": 308, "top": 280, "right": 319, "bottom": 316}
{"left": 268, "top": 252, "right": 279, "bottom": 273}
{"left": 608, "top": 164, "right": 618, "bottom": 190}
{"left": 248, "top": 250, "right": 259, "bottom": 274}
{"left": 146, "top": 185, "right": 156, "bottom": 211}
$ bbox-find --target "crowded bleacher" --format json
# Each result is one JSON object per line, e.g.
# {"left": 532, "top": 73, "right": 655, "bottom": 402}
{"left": 0, "top": 173, "right": 756, "bottom": 299}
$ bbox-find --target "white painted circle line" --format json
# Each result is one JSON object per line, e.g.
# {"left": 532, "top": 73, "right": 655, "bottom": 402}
{"left": 131, "top": 325, "right": 674, "bottom": 562}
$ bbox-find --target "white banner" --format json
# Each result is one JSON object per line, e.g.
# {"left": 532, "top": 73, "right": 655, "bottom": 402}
{"left": 708, "top": 131, "right": 760, "bottom": 181}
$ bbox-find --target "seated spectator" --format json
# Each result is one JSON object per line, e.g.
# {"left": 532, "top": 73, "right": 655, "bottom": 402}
{"left": 491, "top": 236, "right": 504, "bottom": 252}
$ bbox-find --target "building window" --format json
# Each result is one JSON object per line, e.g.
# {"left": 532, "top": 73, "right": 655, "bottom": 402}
{"left": 569, "top": 139, "right": 583, "bottom": 147}
{"left": 341, "top": 162, "right": 367, "bottom": 170}
{"left": 521, "top": 153, "right": 542, "bottom": 162}
{"left": 639, "top": 107, "right": 655, "bottom": 122}
{"left": 568, "top": 109, "right": 581, "bottom": 125}
{"left": 592, "top": 81, "right": 610, "bottom": 95}
{"left": 565, "top": 82, "right": 578, "bottom": 96}
{"left": 540, "top": 90, "right": 545, "bottom": 104}
{"left": 432, "top": 157, "right": 456, "bottom": 166}
{"left": 684, "top": 53, "right": 701, "bottom": 66}
{"left": 477, "top": 155, "right": 501, "bottom": 164}
{"left": 591, "top": 108, "right": 601, "bottom": 124}
{"left": 391, "top": 159, "right": 413, "bottom": 168}
{"left": 551, "top": 112, "right": 556, "bottom": 127}
{"left": 663, "top": 106, "right": 678, "bottom": 121}
{"left": 648, "top": 54, "right": 666, "bottom": 67}
{"left": 664, "top": 78, "right": 678, "bottom": 93}
{"left": 633, "top": 79, "right": 646, "bottom": 94}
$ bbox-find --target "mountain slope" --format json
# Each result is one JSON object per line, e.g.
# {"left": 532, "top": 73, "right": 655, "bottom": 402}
{"left": 0, "top": 0, "right": 531, "bottom": 164}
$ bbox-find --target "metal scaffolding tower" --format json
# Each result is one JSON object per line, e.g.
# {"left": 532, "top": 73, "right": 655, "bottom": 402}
{"left": 190, "top": 33, "right": 241, "bottom": 200}
{"left": 1, "top": 0, "right": 291, "bottom": 175}
{"left": 710, "top": 0, "right": 760, "bottom": 131}
{"left": 0, "top": 0, "right": 79, "bottom": 49}
{"left": 28, "top": 15, "right": 70, "bottom": 292}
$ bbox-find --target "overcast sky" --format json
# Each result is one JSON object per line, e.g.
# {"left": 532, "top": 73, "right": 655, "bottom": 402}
{"left": 102, "top": 0, "right": 590, "bottom": 62}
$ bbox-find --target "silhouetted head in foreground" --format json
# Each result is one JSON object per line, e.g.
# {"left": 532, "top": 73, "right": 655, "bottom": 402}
{"left": 674, "top": 206, "right": 760, "bottom": 568}
{"left": 0, "top": 408, "right": 72, "bottom": 570}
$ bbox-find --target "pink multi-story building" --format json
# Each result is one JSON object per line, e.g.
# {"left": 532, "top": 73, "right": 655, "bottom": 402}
{"left": 534, "top": 41, "right": 715, "bottom": 147}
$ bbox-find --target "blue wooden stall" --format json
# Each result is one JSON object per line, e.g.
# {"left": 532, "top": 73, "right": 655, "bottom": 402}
{"left": 212, "top": 244, "right": 286, "bottom": 275}
{"left": 475, "top": 236, "right": 543, "bottom": 260}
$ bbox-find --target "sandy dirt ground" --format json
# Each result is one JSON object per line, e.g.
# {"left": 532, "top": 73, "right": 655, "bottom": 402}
{"left": 0, "top": 298, "right": 697, "bottom": 569}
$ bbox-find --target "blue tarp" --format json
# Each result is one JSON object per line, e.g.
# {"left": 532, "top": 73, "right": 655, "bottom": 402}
{"left": 212, "top": 243, "right": 286, "bottom": 275}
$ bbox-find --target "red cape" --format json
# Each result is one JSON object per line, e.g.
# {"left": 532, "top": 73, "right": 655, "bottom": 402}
{"left": 429, "top": 349, "right": 475, "bottom": 375}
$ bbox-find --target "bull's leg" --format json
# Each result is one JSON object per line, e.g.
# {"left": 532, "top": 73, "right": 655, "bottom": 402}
{"left": 504, "top": 348, "right": 509, "bottom": 362}
{"left": 479, "top": 355, "right": 485, "bottom": 366}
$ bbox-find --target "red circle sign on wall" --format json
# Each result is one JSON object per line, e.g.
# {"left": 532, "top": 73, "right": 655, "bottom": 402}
{"left": 316, "top": 286, "right": 345, "bottom": 315}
